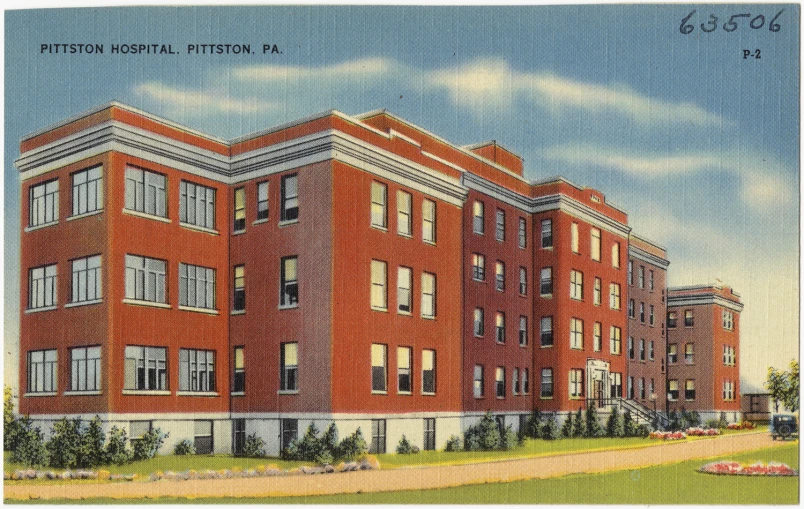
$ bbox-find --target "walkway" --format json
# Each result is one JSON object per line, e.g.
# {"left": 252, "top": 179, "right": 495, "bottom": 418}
{"left": 4, "top": 432, "right": 790, "bottom": 501}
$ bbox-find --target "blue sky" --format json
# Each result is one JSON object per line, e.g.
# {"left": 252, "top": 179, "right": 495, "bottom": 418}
{"left": 4, "top": 5, "right": 800, "bottom": 392}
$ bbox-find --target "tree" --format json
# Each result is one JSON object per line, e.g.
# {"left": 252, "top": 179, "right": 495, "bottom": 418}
{"left": 766, "top": 366, "right": 788, "bottom": 413}
{"left": 4, "top": 386, "right": 20, "bottom": 452}
{"left": 784, "top": 360, "right": 799, "bottom": 413}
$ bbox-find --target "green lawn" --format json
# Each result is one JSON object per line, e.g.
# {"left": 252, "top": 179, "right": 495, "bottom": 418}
{"left": 10, "top": 443, "right": 797, "bottom": 504}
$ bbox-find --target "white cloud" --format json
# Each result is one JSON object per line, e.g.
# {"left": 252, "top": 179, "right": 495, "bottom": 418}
{"left": 134, "top": 82, "right": 278, "bottom": 115}
{"left": 233, "top": 57, "right": 396, "bottom": 82}
{"left": 543, "top": 145, "right": 722, "bottom": 176}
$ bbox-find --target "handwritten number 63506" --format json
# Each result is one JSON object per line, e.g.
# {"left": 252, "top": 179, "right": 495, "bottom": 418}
{"left": 680, "top": 10, "right": 784, "bottom": 34}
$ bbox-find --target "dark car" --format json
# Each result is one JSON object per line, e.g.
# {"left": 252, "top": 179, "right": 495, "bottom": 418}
{"left": 771, "top": 414, "right": 798, "bottom": 440}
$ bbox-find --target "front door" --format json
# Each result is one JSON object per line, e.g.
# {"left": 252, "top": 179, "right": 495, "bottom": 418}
{"left": 594, "top": 380, "right": 604, "bottom": 407}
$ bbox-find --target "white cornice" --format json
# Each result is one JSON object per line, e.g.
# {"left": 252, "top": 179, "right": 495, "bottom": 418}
{"left": 667, "top": 294, "right": 744, "bottom": 313}
{"left": 629, "top": 245, "right": 670, "bottom": 269}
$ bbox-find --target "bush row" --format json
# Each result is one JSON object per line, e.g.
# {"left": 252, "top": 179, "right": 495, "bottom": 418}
{"left": 280, "top": 423, "right": 368, "bottom": 465}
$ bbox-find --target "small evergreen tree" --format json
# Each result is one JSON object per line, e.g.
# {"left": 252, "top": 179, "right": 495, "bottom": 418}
{"left": 561, "top": 412, "right": 574, "bottom": 438}
{"left": 338, "top": 428, "right": 368, "bottom": 460}
{"left": 396, "top": 435, "right": 414, "bottom": 454}
{"left": 623, "top": 410, "right": 638, "bottom": 437}
{"left": 525, "top": 409, "right": 543, "bottom": 439}
{"left": 46, "top": 417, "right": 83, "bottom": 469}
{"left": 105, "top": 426, "right": 133, "bottom": 464}
{"left": 80, "top": 416, "right": 106, "bottom": 467}
{"left": 444, "top": 435, "right": 462, "bottom": 451}
{"left": 541, "top": 413, "right": 560, "bottom": 440}
{"left": 585, "top": 403, "right": 604, "bottom": 437}
{"left": 321, "top": 423, "right": 339, "bottom": 458}
{"left": 132, "top": 427, "right": 168, "bottom": 461}
{"left": 606, "top": 407, "right": 624, "bottom": 437}
{"left": 173, "top": 439, "right": 195, "bottom": 456}
{"left": 463, "top": 412, "right": 503, "bottom": 451}
{"left": 689, "top": 411, "right": 702, "bottom": 428}
{"left": 11, "top": 417, "right": 48, "bottom": 467}
{"left": 3, "top": 386, "right": 20, "bottom": 452}
{"left": 572, "top": 408, "right": 587, "bottom": 437}
{"left": 241, "top": 433, "right": 266, "bottom": 457}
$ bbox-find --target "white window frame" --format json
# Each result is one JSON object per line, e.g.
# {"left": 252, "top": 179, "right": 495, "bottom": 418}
{"left": 71, "top": 255, "right": 101, "bottom": 304}
{"left": 124, "top": 346, "right": 167, "bottom": 391}
{"left": 125, "top": 166, "right": 166, "bottom": 218}
{"left": 570, "top": 270, "right": 583, "bottom": 300}
{"left": 519, "top": 267, "right": 527, "bottom": 295}
{"left": 397, "top": 266, "right": 412, "bottom": 314}
{"left": 569, "top": 369, "right": 584, "bottom": 399}
{"left": 179, "top": 348, "right": 216, "bottom": 392}
{"left": 421, "top": 272, "right": 436, "bottom": 318}
{"left": 495, "top": 261, "right": 505, "bottom": 292}
{"left": 70, "top": 346, "right": 101, "bottom": 392}
{"left": 474, "top": 307, "right": 484, "bottom": 337}
{"left": 29, "top": 179, "right": 59, "bottom": 227}
{"left": 590, "top": 227, "right": 601, "bottom": 261}
{"left": 397, "top": 190, "right": 412, "bottom": 237}
{"left": 495, "top": 312, "right": 506, "bottom": 344}
{"left": 593, "top": 277, "right": 601, "bottom": 306}
{"left": 256, "top": 181, "right": 269, "bottom": 221}
{"left": 495, "top": 209, "right": 505, "bottom": 242}
{"left": 233, "top": 187, "right": 246, "bottom": 232}
{"left": 541, "top": 219, "right": 552, "bottom": 248}
{"left": 422, "top": 349, "right": 436, "bottom": 395}
{"left": 610, "top": 326, "right": 622, "bottom": 355}
{"left": 540, "top": 316, "right": 553, "bottom": 347}
{"left": 570, "top": 317, "right": 583, "bottom": 350}
{"left": 541, "top": 368, "right": 553, "bottom": 398}
{"left": 473, "top": 201, "right": 484, "bottom": 234}
{"left": 280, "top": 173, "right": 299, "bottom": 223}
{"left": 540, "top": 267, "right": 553, "bottom": 296}
{"left": 125, "top": 255, "right": 166, "bottom": 304}
{"left": 27, "top": 349, "right": 57, "bottom": 393}
{"left": 280, "top": 256, "right": 299, "bottom": 308}
{"left": 571, "top": 223, "right": 579, "bottom": 253}
{"left": 609, "top": 283, "right": 621, "bottom": 310}
{"left": 519, "top": 316, "right": 528, "bottom": 347}
{"left": 397, "top": 347, "right": 412, "bottom": 394}
{"left": 180, "top": 180, "right": 216, "bottom": 230}
{"left": 179, "top": 263, "right": 216, "bottom": 310}
{"left": 371, "top": 344, "right": 387, "bottom": 393}
{"left": 473, "top": 365, "right": 484, "bottom": 398}
{"left": 518, "top": 217, "right": 527, "bottom": 249}
{"left": 280, "top": 342, "right": 298, "bottom": 392}
{"left": 472, "top": 253, "right": 485, "bottom": 281}
{"left": 422, "top": 199, "right": 436, "bottom": 244}
{"left": 29, "top": 264, "right": 57, "bottom": 310}
{"left": 72, "top": 166, "right": 103, "bottom": 217}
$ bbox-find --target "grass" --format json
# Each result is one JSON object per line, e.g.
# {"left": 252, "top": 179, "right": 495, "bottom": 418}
{"left": 10, "top": 443, "right": 797, "bottom": 504}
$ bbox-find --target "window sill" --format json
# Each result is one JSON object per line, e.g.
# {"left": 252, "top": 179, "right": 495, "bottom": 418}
{"left": 474, "top": 334, "right": 484, "bottom": 339}
{"left": 65, "top": 299, "right": 103, "bottom": 308}
{"left": 398, "top": 391, "right": 412, "bottom": 396}
{"left": 398, "top": 310, "right": 412, "bottom": 316}
{"left": 421, "top": 315, "right": 436, "bottom": 321}
{"left": 540, "top": 396, "right": 553, "bottom": 400}
{"left": 278, "top": 219, "right": 299, "bottom": 228}
{"left": 177, "top": 391, "right": 219, "bottom": 397}
{"left": 123, "top": 299, "right": 171, "bottom": 309}
{"left": 25, "top": 220, "right": 59, "bottom": 232}
{"left": 398, "top": 232, "right": 413, "bottom": 239}
{"left": 230, "top": 391, "right": 245, "bottom": 397}
{"left": 540, "top": 294, "right": 553, "bottom": 299}
{"left": 24, "top": 392, "right": 57, "bottom": 397}
{"left": 122, "top": 390, "right": 171, "bottom": 396}
{"left": 277, "top": 390, "right": 299, "bottom": 395}
{"left": 178, "top": 305, "right": 219, "bottom": 315}
{"left": 371, "top": 390, "right": 388, "bottom": 395}
{"left": 25, "top": 306, "right": 58, "bottom": 314}
{"left": 179, "top": 222, "right": 219, "bottom": 236}
{"left": 122, "top": 208, "right": 170, "bottom": 223}
{"left": 64, "top": 390, "right": 101, "bottom": 396}
{"left": 371, "top": 306, "right": 388, "bottom": 313}
{"left": 231, "top": 310, "right": 246, "bottom": 316}
{"left": 473, "top": 230, "right": 484, "bottom": 236}
{"left": 421, "top": 392, "right": 436, "bottom": 397}
{"left": 472, "top": 278, "right": 486, "bottom": 284}
{"left": 232, "top": 229, "right": 246, "bottom": 236}
{"left": 67, "top": 209, "right": 103, "bottom": 222}
{"left": 423, "top": 240, "right": 437, "bottom": 247}
{"left": 370, "top": 224, "right": 388, "bottom": 232}
{"left": 252, "top": 218, "right": 269, "bottom": 226}
{"left": 519, "top": 344, "right": 528, "bottom": 349}
{"left": 278, "top": 304, "right": 299, "bottom": 310}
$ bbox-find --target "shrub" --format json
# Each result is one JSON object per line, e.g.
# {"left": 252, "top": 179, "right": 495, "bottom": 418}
{"left": 524, "top": 409, "right": 543, "bottom": 439}
{"left": 315, "top": 450, "right": 334, "bottom": 466}
{"left": 444, "top": 434, "right": 462, "bottom": 452}
{"left": 499, "top": 424, "right": 517, "bottom": 450}
{"left": 105, "top": 426, "right": 133, "bottom": 464}
{"left": 585, "top": 403, "right": 604, "bottom": 437}
{"left": 623, "top": 411, "right": 638, "bottom": 437}
{"left": 718, "top": 412, "right": 729, "bottom": 428}
{"left": 338, "top": 427, "right": 368, "bottom": 460}
{"left": 173, "top": 439, "right": 196, "bottom": 456}
{"left": 4, "top": 386, "right": 20, "bottom": 452}
{"left": 80, "top": 416, "right": 107, "bottom": 467}
{"left": 561, "top": 412, "right": 574, "bottom": 438}
{"left": 321, "top": 423, "right": 339, "bottom": 458}
{"left": 541, "top": 413, "right": 560, "bottom": 440}
{"left": 572, "top": 408, "right": 586, "bottom": 438}
{"left": 396, "top": 434, "right": 415, "bottom": 454}
{"left": 283, "top": 423, "right": 327, "bottom": 461}
{"left": 11, "top": 417, "right": 48, "bottom": 467}
{"left": 606, "top": 407, "right": 624, "bottom": 438}
{"left": 46, "top": 417, "right": 83, "bottom": 469}
{"left": 635, "top": 423, "right": 651, "bottom": 438}
{"left": 689, "top": 411, "right": 702, "bottom": 428}
{"left": 463, "top": 412, "right": 503, "bottom": 451}
{"left": 240, "top": 433, "right": 266, "bottom": 457}
{"left": 704, "top": 418, "right": 721, "bottom": 429}
{"left": 132, "top": 427, "right": 168, "bottom": 461}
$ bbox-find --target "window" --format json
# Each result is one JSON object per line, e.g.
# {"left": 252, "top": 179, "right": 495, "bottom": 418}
{"left": 685, "top": 380, "right": 696, "bottom": 401}
{"left": 519, "top": 316, "right": 528, "bottom": 347}
{"left": 639, "top": 339, "right": 645, "bottom": 361}
{"left": 397, "top": 190, "right": 412, "bottom": 236}
{"left": 540, "top": 316, "right": 554, "bottom": 347}
{"left": 570, "top": 270, "right": 583, "bottom": 300}
{"left": 591, "top": 228, "right": 601, "bottom": 261}
{"left": 233, "top": 265, "right": 245, "bottom": 311}
{"left": 421, "top": 273, "right": 436, "bottom": 318}
{"left": 495, "top": 312, "right": 506, "bottom": 343}
{"left": 179, "top": 263, "right": 216, "bottom": 310}
{"left": 422, "top": 199, "right": 436, "bottom": 243}
{"left": 422, "top": 349, "right": 436, "bottom": 394}
{"left": 124, "top": 346, "right": 167, "bottom": 391}
{"left": 72, "top": 166, "right": 102, "bottom": 216}
{"left": 70, "top": 346, "right": 100, "bottom": 392}
{"left": 627, "top": 260, "right": 633, "bottom": 285}
{"left": 279, "top": 343, "right": 298, "bottom": 392}
{"left": 593, "top": 322, "right": 602, "bottom": 351}
{"left": 649, "top": 305, "right": 655, "bottom": 326}
{"left": 27, "top": 350, "right": 57, "bottom": 393}
{"left": 649, "top": 341, "right": 655, "bottom": 361}
{"left": 512, "top": 368, "right": 520, "bottom": 395}
{"left": 593, "top": 277, "right": 601, "bottom": 306}
{"left": 628, "top": 336, "right": 635, "bottom": 359}
{"left": 638, "top": 266, "right": 645, "bottom": 288}
{"left": 471, "top": 253, "right": 486, "bottom": 281}
{"left": 540, "top": 267, "right": 553, "bottom": 295}
{"left": 650, "top": 378, "right": 655, "bottom": 396}
{"left": 609, "top": 372, "right": 623, "bottom": 398}
{"left": 495, "top": 209, "right": 505, "bottom": 241}
{"left": 371, "top": 344, "right": 387, "bottom": 392}
{"left": 722, "top": 310, "right": 734, "bottom": 330}
{"left": 233, "top": 347, "right": 245, "bottom": 393}
{"left": 541, "top": 219, "right": 552, "bottom": 248}
{"left": 280, "top": 256, "right": 299, "bottom": 307}
{"left": 179, "top": 349, "right": 216, "bottom": 392}
{"left": 29, "top": 179, "right": 59, "bottom": 227}
{"left": 71, "top": 255, "right": 101, "bottom": 303}
{"left": 130, "top": 421, "right": 152, "bottom": 446}
{"left": 125, "top": 167, "right": 166, "bottom": 218}
{"left": 281, "top": 419, "right": 298, "bottom": 452}
{"left": 668, "top": 344, "right": 678, "bottom": 364}
{"left": 541, "top": 368, "right": 553, "bottom": 398}
{"left": 648, "top": 270, "right": 655, "bottom": 291}
{"left": 522, "top": 368, "right": 530, "bottom": 394}
{"left": 609, "top": 283, "right": 621, "bottom": 310}
{"left": 397, "top": 266, "right": 412, "bottom": 313}
{"left": 473, "top": 365, "right": 485, "bottom": 398}
{"left": 495, "top": 261, "right": 505, "bottom": 291}
{"left": 684, "top": 343, "right": 694, "bottom": 364}
{"left": 280, "top": 174, "right": 299, "bottom": 222}
{"left": 397, "top": 347, "right": 412, "bottom": 393}
{"left": 571, "top": 223, "right": 579, "bottom": 253}
{"left": 668, "top": 379, "right": 679, "bottom": 401}
{"left": 370, "top": 419, "right": 387, "bottom": 454}
{"left": 474, "top": 308, "right": 485, "bottom": 337}
{"left": 473, "top": 201, "right": 484, "bottom": 234}
{"left": 519, "top": 267, "right": 527, "bottom": 295}
{"left": 29, "top": 264, "right": 57, "bottom": 309}
{"left": 667, "top": 311, "right": 677, "bottom": 328}
{"left": 370, "top": 182, "right": 387, "bottom": 228}
{"left": 233, "top": 419, "right": 246, "bottom": 455}
{"left": 256, "top": 181, "right": 269, "bottom": 220}
{"left": 640, "top": 379, "right": 646, "bottom": 399}
{"left": 612, "top": 242, "right": 620, "bottom": 268}
{"left": 125, "top": 255, "right": 166, "bottom": 304}
{"left": 610, "top": 326, "right": 622, "bottom": 355}
{"left": 570, "top": 317, "right": 583, "bottom": 349}
{"left": 569, "top": 369, "right": 584, "bottom": 398}
{"left": 180, "top": 180, "right": 216, "bottom": 230}
{"left": 495, "top": 367, "right": 506, "bottom": 398}
{"left": 233, "top": 188, "right": 246, "bottom": 231}
{"left": 628, "top": 299, "right": 635, "bottom": 319}
{"left": 423, "top": 418, "right": 436, "bottom": 451}
{"left": 627, "top": 377, "right": 634, "bottom": 399}
{"left": 518, "top": 217, "right": 527, "bottom": 248}
{"left": 723, "top": 380, "right": 735, "bottom": 401}
{"left": 723, "top": 345, "right": 736, "bottom": 366}
{"left": 194, "top": 420, "right": 214, "bottom": 455}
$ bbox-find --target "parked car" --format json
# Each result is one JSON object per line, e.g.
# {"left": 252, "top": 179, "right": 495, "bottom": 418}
{"left": 770, "top": 414, "right": 798, "bottom": 440}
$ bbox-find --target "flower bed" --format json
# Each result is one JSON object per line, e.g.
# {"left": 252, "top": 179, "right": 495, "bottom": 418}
{"left": 649, "top": 431, "right": 686, "bottom": 441}
{"left": 686, "top": 427, "right": 721, "bottom": 436}
{"left": 727, "top": 421, "right": 757, "bottom": 430}
{"left": 699, "top": 460, "right": 798, "bottom": 476}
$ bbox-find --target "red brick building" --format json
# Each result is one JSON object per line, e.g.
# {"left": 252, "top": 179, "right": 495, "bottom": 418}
{"left": 16, "top": 102, "right": 743, "bottom": 455}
